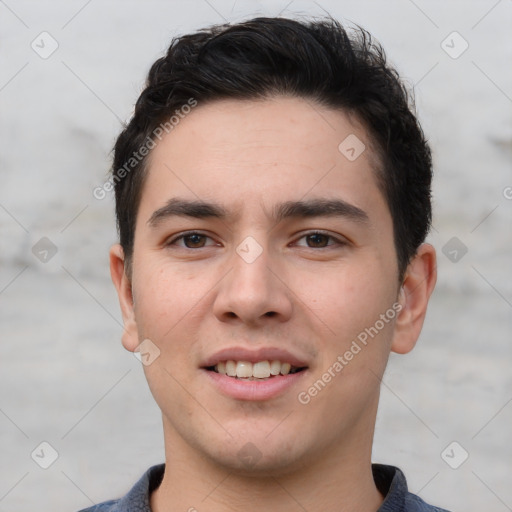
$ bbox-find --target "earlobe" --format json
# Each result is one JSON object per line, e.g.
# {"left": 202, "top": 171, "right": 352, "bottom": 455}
{"left": 391, "top": 243, "right": 437, "bottom": 355}
{"left": 109, "top": 244, "right": 139, "bottom": 352}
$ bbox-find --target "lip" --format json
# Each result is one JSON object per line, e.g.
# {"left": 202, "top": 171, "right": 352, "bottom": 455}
{"left": 201, "top": 346, "right": 309, "bottom": 368}
{"left": 203, "top": 368, "right": 308, "bottom": 401}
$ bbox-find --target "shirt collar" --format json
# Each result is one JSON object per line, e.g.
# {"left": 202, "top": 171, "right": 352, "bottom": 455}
{"left": 112, "top": 463, "right": 410, "bottom": 512}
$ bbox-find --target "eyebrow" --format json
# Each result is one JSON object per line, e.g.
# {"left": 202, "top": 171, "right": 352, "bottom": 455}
{"left": 147, "top": 197, "right": 369, "bottom": 227}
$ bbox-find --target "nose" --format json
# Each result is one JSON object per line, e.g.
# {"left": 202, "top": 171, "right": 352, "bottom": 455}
{"left": 212, "top": 240, "right": 293, "bottom": 327}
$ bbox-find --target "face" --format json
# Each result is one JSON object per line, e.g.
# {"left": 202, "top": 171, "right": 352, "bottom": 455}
{"left": 111, "top": 96, "right": 435, "bottom": 476}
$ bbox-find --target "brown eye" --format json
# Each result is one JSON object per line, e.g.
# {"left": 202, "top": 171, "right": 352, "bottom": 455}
{"left": 295, "top": 231, "right": 345, "bottom": 249}
{"left": 305, "top": 233, "right": 330, "bottom": 248}
{"left": 167, "top": 232, "right": 216, "bottom": 249}
{"left": 182, "top": 234, "right": 207, "bottom": 248}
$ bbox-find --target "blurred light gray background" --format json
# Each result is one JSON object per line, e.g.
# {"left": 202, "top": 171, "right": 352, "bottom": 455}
{"left": 1, "top": 1, "right": 511, "bottom": 510}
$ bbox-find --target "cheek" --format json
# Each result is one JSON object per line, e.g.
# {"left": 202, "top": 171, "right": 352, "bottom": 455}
{"left": 300, "top": 264, "right": 394, "bottom": 340}
{"left": 132, "top": 262, "right": 214, "bottom": 374}
{"left": 134, "top": 267, "right": 199, "bottom": 403}
{"left": 132, "top": 264, "right": 184, "bottom": 345}
{"left": 298, "top": 265, "right": 398, "bottom": 394}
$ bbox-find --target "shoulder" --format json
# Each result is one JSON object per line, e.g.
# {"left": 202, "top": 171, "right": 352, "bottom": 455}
{"left": 77, "top": 500, "right": 118, "bottom": 512}
{"left": 405, "top": 492, "right": 451, "bottom": 512}
{"left": 76, "top": 464, "right": 165, "bottom": 512}
{"left": 373, "top": 464, "right": 451, "bottom": 512}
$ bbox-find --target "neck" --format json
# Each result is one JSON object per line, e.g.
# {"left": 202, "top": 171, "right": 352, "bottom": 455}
{"left": 151, "top": 418, "right": 383, "bottom": 512}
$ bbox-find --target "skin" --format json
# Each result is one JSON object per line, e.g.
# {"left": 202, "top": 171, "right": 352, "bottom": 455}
{"left": 110, "top": 96, "right": 436, "bottom": 512}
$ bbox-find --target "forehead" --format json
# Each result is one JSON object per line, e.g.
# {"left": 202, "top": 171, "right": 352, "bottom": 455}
{"left": 138, "top": 96, "right": 388, "bottom": 225}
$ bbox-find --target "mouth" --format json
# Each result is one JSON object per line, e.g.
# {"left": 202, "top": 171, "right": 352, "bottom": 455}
{"left": 204, "top": 360, "right": 308, "bottom": 380}
{"left": 200, "top": 347, "right": 310, "bottom": 400}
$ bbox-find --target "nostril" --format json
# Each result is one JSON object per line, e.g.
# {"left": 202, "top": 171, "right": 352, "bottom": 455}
{"left": 265, "top": 311, "right": 277, "bottom": 317}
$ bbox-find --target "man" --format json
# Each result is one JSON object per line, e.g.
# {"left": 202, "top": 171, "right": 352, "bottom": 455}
{"left": 82, "top": 16, "right": 448, "bottom": 512}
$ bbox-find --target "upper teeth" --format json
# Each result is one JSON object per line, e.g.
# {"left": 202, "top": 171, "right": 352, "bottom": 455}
{"left": 215, "top": 360, "right": 294, "bottom": 378}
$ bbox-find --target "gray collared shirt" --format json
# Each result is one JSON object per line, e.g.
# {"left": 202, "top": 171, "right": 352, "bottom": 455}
{"left": 78, "top": 463, "right": 450, "bottom": 512}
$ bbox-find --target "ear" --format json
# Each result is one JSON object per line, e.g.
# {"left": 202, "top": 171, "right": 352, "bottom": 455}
{"left": 109, "top": 244, "right": 139, "bottom": 352}
{"left": 391, "top": 243, "right": 437, "bottom": 354}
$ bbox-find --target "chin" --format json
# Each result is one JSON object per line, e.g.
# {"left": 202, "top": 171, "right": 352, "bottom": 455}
{"left": 202, "top": 436, "right": 313, "bottom": 477}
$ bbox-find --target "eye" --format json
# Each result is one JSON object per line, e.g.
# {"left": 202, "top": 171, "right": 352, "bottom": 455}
{"left": 166, "top": 231, "right": 218, "bottom": 249}
{"left": 165, "top": 230, "right": 346, "bottom": 250}
{"left": 294, "top": 231, "right": 346, "bottom": 249}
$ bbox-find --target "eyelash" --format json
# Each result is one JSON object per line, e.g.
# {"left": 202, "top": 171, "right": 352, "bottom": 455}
{"left": 165, "top": 230, "right": 347, "bottom": 250}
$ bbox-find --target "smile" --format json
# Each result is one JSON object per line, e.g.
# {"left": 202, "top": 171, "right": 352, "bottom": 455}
{"left": 208, "top": 360, "right": 306, "bottom": 379}
{"left": 203, "top": 363, "right": 308, "bottom": 401}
